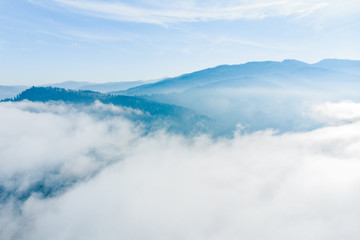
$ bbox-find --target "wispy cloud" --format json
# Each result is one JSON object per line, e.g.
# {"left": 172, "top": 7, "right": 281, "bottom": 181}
{"left": 28, "top": 0, "right": 331, "bottom": 25}
{"left": 208, "top": 36, "right": 284, "bottom": 50}
{"left": 37, "top": 29, "right": 137, "bottom": 44}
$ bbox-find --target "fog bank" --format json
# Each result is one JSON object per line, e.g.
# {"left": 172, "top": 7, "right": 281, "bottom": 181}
{"left": 1, "top": 101, "right": 360, "bottom": 240}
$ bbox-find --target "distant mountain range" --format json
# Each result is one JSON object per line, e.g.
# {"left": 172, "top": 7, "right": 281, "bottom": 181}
{"left": 111, "top": 59, "right": 360, "bottom": 132}
{"left": 2, "top": 59, "right": 358, "bottom": 100}
{"left": 112, "top": 59, "right": 360, "bottom": 96}
{"left": 48, "top": 80, "right": 159, "bottom": 93}
{"left": 2, "top": 59, "right": 359, "bottom": 133}
{"left": 0, "top": 79, "right": 160, "bottom": 101}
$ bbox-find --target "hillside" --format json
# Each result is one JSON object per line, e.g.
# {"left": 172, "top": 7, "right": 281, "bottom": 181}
{"left": 4, "top": 87, "right": 212, "bottom": 135}
{"left": 109, "top": 59, "right": 360, "bottom": 133}
{"left": 113, "top": 59, "right": 360, "bottom": 96}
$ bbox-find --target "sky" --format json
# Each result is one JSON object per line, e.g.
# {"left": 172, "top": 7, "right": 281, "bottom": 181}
{"left": 0, "top": 0, "right": 360, "bottom": 85}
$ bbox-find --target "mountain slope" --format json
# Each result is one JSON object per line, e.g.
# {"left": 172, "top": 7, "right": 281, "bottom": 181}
{"left": 78, "top": 81, "right": 150, "bottom": 93}
{"left": 113, "top": 60, "right": 311, "bottom": 95}
{"left": 4, "top": 87, "right": 212, "bottom": 135}
{"left": 114, "top": 59, "right": 360, "bottom": 96}
{"left": 109, "top": 59, "right": 360, "bottom": 133}
{"left": 314, "top": 59, "right": 360, "bottom": 75}
{"left": 48, "top": 79, "right": 161, "bottom": 93}
{"left": 49, "top": 81, "right": 91, "bottom": 89}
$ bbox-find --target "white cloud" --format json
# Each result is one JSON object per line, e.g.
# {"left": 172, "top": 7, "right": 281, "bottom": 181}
{"left": 2, "top": 101, "right": 360, "bottom": 239}
{"left": 310, "top": 101, "right": 360, "bottom": 124}
{"left": 0, "top": 101, "right": 140, "bottom": 193}
{"left": 27, "top": 0, "right": 335, "bottom": 25}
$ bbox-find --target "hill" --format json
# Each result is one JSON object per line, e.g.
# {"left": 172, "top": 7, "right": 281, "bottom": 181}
{"left": 110, "top": 59, "right": 360, "bottom": 133}
{"left": 4, "top": 87, "right": 212, "bottom": 135}
{"left": 46, "top": 79, "right": 161, "bottom": 93}
{"left": 113, "top": 59, "right": 360, "bottom": 96}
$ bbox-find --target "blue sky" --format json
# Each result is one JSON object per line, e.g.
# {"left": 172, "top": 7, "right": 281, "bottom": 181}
{"left": 0, "top": 0, "right": 359, "bottom": 85}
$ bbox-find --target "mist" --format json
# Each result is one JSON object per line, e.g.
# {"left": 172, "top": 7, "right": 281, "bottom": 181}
{"left": 145, "top": 84, "right": 360, "bottom": 133}
{"left": 1, "top": 100, "right": 360, "bottom": 240}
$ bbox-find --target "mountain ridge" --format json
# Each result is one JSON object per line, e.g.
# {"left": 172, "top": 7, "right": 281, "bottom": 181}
{"left": 3, "top": 87, "right": 213, "bottom": 135}
{"left": 112, "top": 59, "right": 360, "bottom": 96}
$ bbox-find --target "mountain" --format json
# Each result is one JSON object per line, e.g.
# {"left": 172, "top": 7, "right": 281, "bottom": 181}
{"left": 314, "top": 59, "right": 360, "bottom": 75}
{"left": 110, "top": 59, "right": 360, "bottom": 133}
{"left": 48, "top": 81, "right": 91, "bottom": 89}
{"left": 0, "top": 85, "right": 28, "bottom": 100}
{"left": 112, "top": 60, "right": 310, "bottom": 95}
{"left": 3, "top": 87, "right": 212, "bottom": 135}
{"left": 113, "top": 59, "right": 360, "bottom": 96}
{"left": 78, "top": 81, "right": 152, "bottom": 93}
{"left": 47, "top": 79, "right": 161, "bottom": 93}
{"left": 3, "top": 59, "right": 359, "bottom": 134}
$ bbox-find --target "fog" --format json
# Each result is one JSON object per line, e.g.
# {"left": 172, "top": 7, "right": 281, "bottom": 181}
{"left": 1, "top": 100, "right": 360, "bottom": 240}
{"left": 147, "top": 84, "right": 360, "bottom": 134}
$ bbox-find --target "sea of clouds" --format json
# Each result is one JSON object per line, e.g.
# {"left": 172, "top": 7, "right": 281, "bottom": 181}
{"left": 1, "top": 100, "right": 360, "bottom": 240}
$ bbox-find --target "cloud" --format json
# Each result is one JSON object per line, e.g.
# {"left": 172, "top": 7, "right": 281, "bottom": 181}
{"left": 310, "top": 101, "right": 360, "bottom": 124}
{"left": 37, "top": 29, "right": 137, "bottom": 44}
{"left": 0, "top": 100, "right": 140, "bottom": 200}
{"left": 27, "top": 0, "right": 332, "bottom": 25}
{"left": 2, "top": 100, "right": 360, "bottom": 239}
